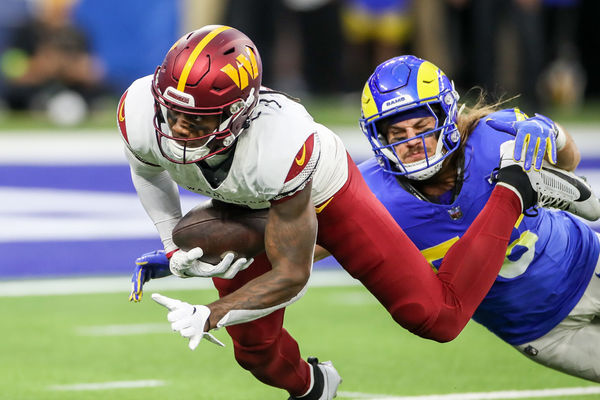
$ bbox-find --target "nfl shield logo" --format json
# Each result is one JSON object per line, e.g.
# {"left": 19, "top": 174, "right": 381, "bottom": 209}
{"left": 447, "top": 206, "right": 463, "bottom": 220}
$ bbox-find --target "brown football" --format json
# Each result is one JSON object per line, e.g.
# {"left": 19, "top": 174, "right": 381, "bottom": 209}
{"left": 172, "top": 199, "right": 268, "bottom": 264}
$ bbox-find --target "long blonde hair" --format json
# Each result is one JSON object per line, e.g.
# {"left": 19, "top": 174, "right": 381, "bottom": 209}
{"left": 455, "top": 90, "right": 517, "bottom": 146}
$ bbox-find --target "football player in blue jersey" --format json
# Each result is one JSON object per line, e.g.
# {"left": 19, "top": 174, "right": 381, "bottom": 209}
{"left": 354, "top": 55, "right": 600, "bottom": 382}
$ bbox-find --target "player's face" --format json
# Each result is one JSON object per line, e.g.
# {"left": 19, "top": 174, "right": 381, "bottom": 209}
{"left": 166, "top": 110, "right": 220, "bottom": 147}
{"left": 386, "top": 116, "right": 438, "bottom": 164}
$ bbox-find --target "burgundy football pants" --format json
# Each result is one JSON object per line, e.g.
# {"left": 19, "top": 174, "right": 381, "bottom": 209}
{"left": 212, "top": 155, "right": 521, "bottom": 396}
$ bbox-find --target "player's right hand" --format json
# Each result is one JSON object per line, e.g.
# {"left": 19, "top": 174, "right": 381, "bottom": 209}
{"left": 129, "top": 250, "right": 173, "bottom": 302}
{"left": 169, "top": 247, "right": 253, "bottom": 279}
{"left": 151, "top": 293, "right": 225, "bottom": 350}
{"left": 486, "top": 114, "right": 560, "bottom": 171}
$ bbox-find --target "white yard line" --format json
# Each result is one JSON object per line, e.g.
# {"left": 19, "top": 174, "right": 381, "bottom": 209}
{"left": 48, "top": 380, "right": 165, "bottom": 391}
{"left": 0, "top": 275, "right": 212, "bottom": 297}
{"left": 338, "top": 386, "right": 600, "bottom": 400}
{"left": 76, "top": 323, "right": 170, "bottom": 336}
{"left": 45, "top": 384, "right": 600, "bottom": 397}
{"left": 0, "top": 269, "right": 359, "bottom": 297}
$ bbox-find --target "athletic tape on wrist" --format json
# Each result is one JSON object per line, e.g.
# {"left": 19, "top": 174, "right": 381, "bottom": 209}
{"left": 555, "top": 125, "right": 567, "bottom": 151}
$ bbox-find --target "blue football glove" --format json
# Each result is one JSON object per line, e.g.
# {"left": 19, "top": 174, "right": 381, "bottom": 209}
{"left": 129, "top": 250, "right": 173, "bottom": 302}
{"left": 486, "top": 113, "right": 559, "bottom": 171}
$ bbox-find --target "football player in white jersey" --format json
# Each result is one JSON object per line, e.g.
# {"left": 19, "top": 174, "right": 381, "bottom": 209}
{"left": 121, "top": 25, "right": 560, "bottom": 399}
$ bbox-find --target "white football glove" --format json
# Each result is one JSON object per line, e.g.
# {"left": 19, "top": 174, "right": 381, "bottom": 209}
{"left": 169, "top": 247, "right": 253, "bottom": 279}
{"left": 151, "top": 293, "right": 224, "bottom": 350}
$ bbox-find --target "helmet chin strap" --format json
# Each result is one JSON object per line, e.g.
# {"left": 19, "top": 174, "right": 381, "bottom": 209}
{"left": 204, "top": 151, "right": 231, "bottom": 167}
{"left": 236, "top": 87, "right": 256, "bottom": 131}
{"left": 164, "top": 139, "right": 211, "bottom": 162}
{"left": 245, "top": 87, "right": 256, "bottom": 110}
{"left": 403, "top": 158, "right": 444, "bottom": 180}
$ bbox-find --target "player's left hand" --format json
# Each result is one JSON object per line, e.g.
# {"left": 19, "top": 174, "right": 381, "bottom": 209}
{"left": 169, "top": 247, "right": 253, "bottom": 279}
{"left": 486, "top": 114, "right": 560, "bottom": 171}
{"left": 151, "top": 293, "right": 225, "bottom": 350}
{"left": 129, "top": 250, "right": 173, "bottom": 302}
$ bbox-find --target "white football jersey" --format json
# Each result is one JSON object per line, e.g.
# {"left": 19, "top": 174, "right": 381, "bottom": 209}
{"left": 118, "top": 75, "right": 348, "bottom": 209}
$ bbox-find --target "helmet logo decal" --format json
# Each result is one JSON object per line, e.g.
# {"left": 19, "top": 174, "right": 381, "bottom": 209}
{"left": 177, "top": 25, "right": 232, "bottom": 91}
{"left": 416, "top": 61, "right": 441, "bottom": 99}
{"left": 164, "top": 87, "right": 195, "bottom": 107}
{"left": 361, "top": 83, "right": 378, "bottom": 122}
{"left": 382, "top": 95, "right": 414, "bottom": 111}
{"left": 220, "top": 47, "right": 259, "bottom": 90}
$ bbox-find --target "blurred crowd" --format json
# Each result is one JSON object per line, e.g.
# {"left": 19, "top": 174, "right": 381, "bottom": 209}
{"left": 226, "top": 0, "right": 595, "bottom": 113}
{"left": 0, "top": 0, "right": 108, "bottom": 125}
{"left": 0, "top": 0, "right": 598, "bottom": 125}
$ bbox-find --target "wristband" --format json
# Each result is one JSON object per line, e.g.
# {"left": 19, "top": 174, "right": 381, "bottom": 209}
{"left": 166, "top": 248, "right": 180, "bottom": 259}
{"left": 555, "top": 125, "right": 567, "bottom": 151}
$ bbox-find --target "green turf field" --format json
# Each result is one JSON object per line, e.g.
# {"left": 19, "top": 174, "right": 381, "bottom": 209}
{"left": 1, "top": 284, "right": 597, "bottom": 400}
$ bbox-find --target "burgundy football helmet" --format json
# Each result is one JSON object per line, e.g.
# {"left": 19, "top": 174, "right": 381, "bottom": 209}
{"left": 152, "top": 25, "right": 263, "bottom": 163}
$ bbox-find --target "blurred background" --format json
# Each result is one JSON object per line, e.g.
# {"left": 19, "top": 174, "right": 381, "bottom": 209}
{"left": 1, "top": 0, "right": 600, "bottom": 125}
{"left": 1, "top": 0, "right": 600, "bottom": 281}
{"left": 2, "top": 3, "right": 600, "bottom": 399}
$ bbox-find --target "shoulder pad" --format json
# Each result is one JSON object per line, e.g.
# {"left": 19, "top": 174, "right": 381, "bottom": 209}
{"left": 272, "top": 133, "right": 320, "bottom": 203}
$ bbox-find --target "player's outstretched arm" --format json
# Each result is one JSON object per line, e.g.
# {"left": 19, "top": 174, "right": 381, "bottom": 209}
{"left": 126, "top": 150, "right": 182, "bottom": 254}
{"left": 205, "top": 183, "right": 317, "bottom": 330}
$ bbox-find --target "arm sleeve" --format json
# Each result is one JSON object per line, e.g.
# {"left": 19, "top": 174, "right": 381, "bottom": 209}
{"left": 215, "top": 282, "right": 309, "bottom": 328}
{"left": 125, "top": 148, "right": 182, "bottom": 252}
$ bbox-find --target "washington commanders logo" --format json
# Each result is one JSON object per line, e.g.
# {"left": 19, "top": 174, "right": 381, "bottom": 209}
{"left": 221, "top": 47, "right": 259, "bottom": 90}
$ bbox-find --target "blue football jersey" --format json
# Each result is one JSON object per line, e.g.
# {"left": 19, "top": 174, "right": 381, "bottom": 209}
{"left": 359, "top": 108, "right": 600, "bottom": 345}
